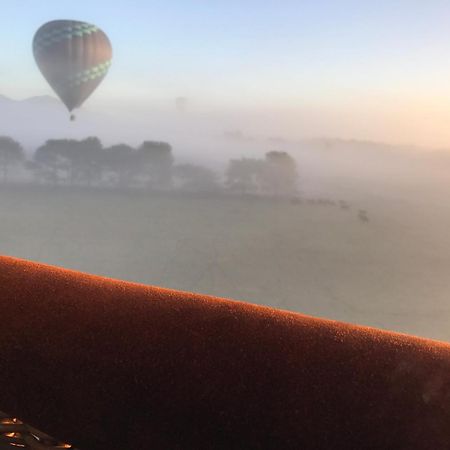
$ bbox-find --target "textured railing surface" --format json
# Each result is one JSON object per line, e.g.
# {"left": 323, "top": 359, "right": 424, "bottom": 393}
{"left": 1, "top": 256, "right": 450, "bottom": 449}
{"left": 0, "top": 412, "right": 75, "bottom": 449}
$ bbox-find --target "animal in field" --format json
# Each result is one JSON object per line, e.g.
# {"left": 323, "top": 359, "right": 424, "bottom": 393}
{"left": 358, "top": 209, "right": 369, "bottom": 223}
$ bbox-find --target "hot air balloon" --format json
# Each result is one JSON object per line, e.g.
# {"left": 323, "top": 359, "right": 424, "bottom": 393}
{"left": 33, "top": 20, "right": 112, "bottom": 121}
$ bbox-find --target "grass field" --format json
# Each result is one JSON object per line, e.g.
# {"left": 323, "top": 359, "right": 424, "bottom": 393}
{"left": 1, "top": 185, "right": 449, "bottom": 342}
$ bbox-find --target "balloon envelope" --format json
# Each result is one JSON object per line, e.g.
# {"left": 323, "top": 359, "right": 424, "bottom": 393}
{"left": 33, "top": 20, "right": 112, "bottom": 113}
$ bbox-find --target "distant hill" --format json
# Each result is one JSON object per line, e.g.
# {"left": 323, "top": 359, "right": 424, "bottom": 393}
{"left": 0, "top": 94, "right": 61, "bottom": 107}
{"left": 1, "top": 94, "right": 448, "bottom": 167}
{"left": 0, "top": 94, "right": 122, "bottom": 152}
{"left": 266, "top": 136, "right": 424, "bottom": 155}
{"left": 0, "top": 94, "right": 183, "bottom": 154}
{"left": 21, "top": 95, "right": 61, "bottom": 106}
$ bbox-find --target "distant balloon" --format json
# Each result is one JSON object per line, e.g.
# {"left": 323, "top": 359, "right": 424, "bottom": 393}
{"left": 175, "top": 96, "right": 188, "bottom": 113}
{"left": 33, "top": 20, "right": 112, "bottom": 119}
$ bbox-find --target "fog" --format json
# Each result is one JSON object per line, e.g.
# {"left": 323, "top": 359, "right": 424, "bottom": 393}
{"left": 1, "top": 95, "right": 450, "bottom": 343}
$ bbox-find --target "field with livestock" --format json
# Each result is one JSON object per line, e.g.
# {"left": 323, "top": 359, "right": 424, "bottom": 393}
{"left": 1, "top": 180, "right": 449, "bottom": 343}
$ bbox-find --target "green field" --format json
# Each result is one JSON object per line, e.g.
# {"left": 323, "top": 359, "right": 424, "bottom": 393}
{"left": 1, "top": 185, "right": 449, "bottom": 342}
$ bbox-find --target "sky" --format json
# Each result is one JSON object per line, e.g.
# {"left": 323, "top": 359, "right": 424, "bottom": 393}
{"left": 3, "top": 1, "right": 450, "bottom": 147}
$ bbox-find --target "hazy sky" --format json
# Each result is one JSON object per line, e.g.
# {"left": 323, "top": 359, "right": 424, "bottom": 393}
{"left": 3, "top": 1, "right": 450, "bottom": 147}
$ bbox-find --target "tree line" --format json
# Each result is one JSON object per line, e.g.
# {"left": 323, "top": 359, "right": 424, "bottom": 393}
{"left": 0, "top": 136, "right": 298, "bottom": 196}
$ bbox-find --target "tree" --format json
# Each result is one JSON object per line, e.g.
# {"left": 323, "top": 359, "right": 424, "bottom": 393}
{"left": 103, "top": 144, "right": 139, "bottom": 187}
{"left": 33, "top": 138, "right": 104, "bottom": 186}
{"left": 0, "top": 136, "right": 24, "bottom": 181}
{"left": 226, "top": 152, "right": 298, "bottom": 197}
{"left": 225, "top": 158, "right": 264, "bottom": 194}
{"left": 138, "top": 141, "right": 174, "bottom": 190}
{"left": 66, "top": 137, "right": 104, "bottom": 187}
{"left": 174, "top": 164, "right": 220, "bottom": 192}
{"left": 33, "top": 139, "right": 71, "bottom": 184}
{"left": 261, "top": 151, "right": 298, "bottom": 197}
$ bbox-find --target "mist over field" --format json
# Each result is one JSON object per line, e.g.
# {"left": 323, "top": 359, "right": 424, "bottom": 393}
{"left": 1, "top": 95, "right": 450, "bottom": 342}
{"left": 2, "top": 2, "right": 450, "bottom": 448}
